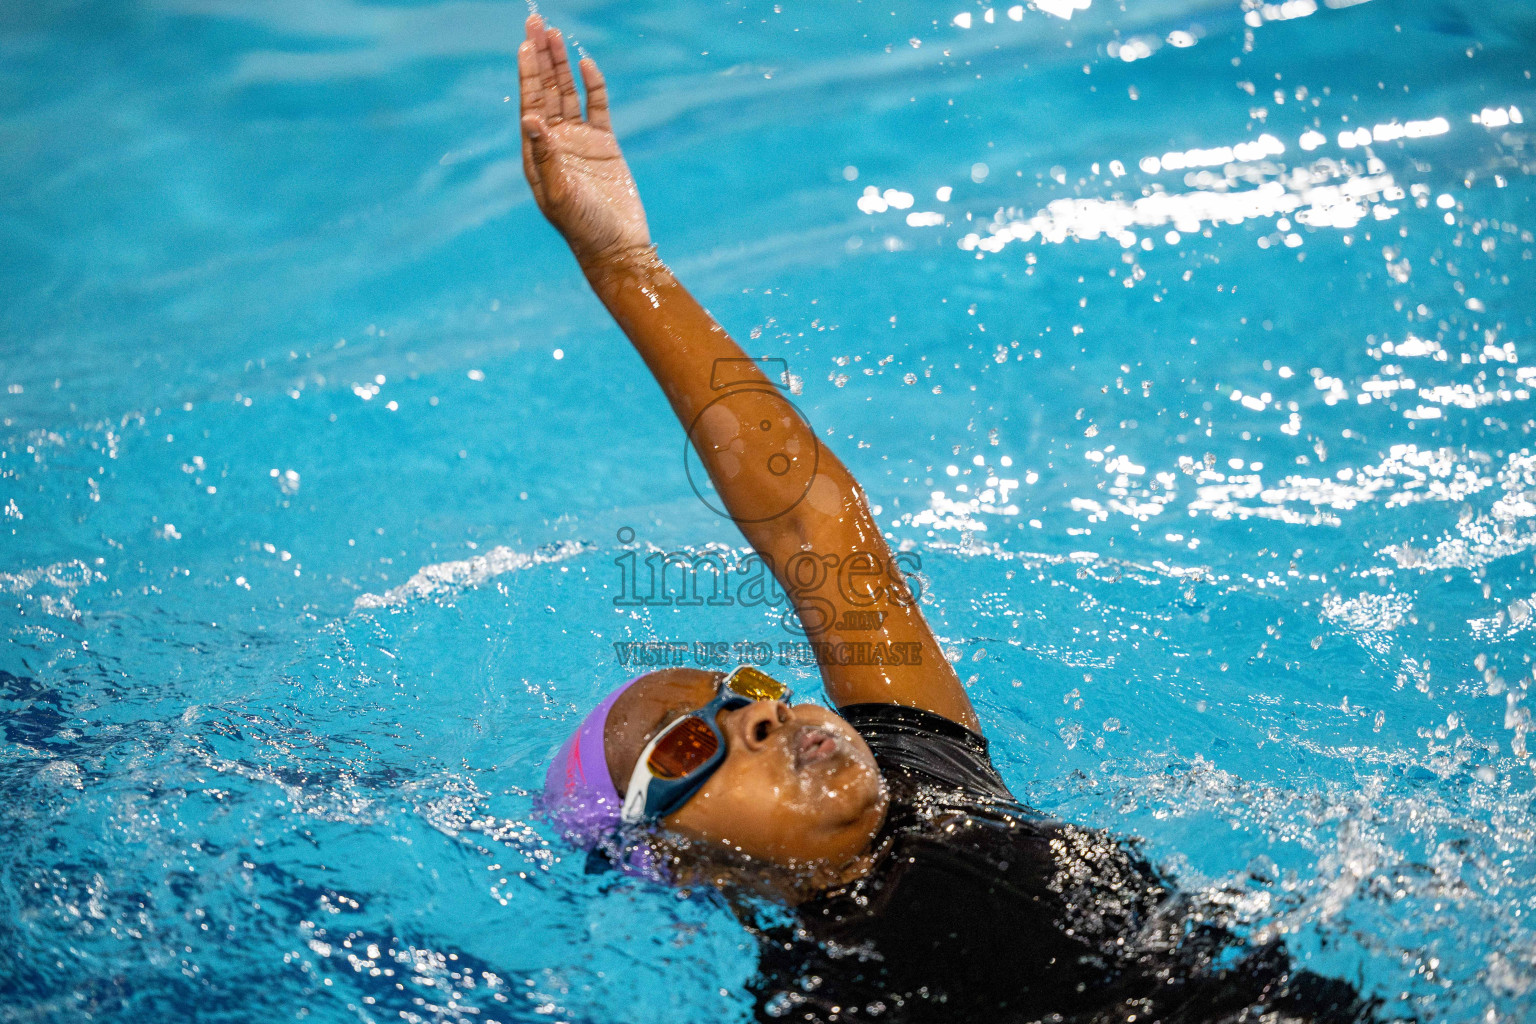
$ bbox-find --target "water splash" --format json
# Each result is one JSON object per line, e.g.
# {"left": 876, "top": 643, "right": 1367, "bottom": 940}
{"left": 353, "top": 540, "right": 593, "bottom": 610}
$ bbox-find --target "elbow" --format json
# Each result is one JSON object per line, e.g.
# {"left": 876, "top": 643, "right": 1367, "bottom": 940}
{"left": 780, "top": 462, "right": 876, "bottom": 550}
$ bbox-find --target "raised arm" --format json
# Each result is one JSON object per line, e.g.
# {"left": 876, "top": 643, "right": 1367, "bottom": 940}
{"left": 518, "top": 16, "right": 978, "bottom": 732}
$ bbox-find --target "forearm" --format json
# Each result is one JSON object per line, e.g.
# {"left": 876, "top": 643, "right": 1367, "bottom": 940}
{"left": 582, "top": 248, "right": 833, "bottom": 534}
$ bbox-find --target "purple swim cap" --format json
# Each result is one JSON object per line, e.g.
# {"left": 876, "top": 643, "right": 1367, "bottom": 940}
{"left": 541, "top": 675, "right": 672, "bottom": 881}
{"left": 541, "top": 677, "right": 636, "bottom": 848}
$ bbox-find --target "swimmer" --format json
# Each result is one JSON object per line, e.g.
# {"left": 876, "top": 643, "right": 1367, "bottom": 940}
{"left": 519, "top": 16, "right": 1379, "bottom": 1024}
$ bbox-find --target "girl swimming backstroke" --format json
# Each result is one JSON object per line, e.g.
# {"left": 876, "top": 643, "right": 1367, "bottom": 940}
{"left": 519, "top": 14, "right": 1380, "bottom": 1024}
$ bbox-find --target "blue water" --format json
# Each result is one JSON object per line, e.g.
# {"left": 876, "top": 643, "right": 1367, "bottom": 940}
{"left": 3, "top": 0, "right": 1535, "bottom": 1020}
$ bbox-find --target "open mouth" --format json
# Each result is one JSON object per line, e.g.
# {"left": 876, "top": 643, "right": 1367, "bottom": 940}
{"left": 793, "top": 724, "right": 840, "bottom": 770}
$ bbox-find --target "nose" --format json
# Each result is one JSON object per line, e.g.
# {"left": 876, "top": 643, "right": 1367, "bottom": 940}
{"left": 724, "top": 699, "right": 792, "bottom": 752}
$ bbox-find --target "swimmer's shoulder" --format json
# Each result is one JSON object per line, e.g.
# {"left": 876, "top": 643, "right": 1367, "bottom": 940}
{"left": 839, "top": 702, "right": 1014, "bottom": 803}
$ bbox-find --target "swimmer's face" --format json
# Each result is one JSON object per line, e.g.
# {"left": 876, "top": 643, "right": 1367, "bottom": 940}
{"left": 604, "top": 669, "right": 887, "bottom": 870}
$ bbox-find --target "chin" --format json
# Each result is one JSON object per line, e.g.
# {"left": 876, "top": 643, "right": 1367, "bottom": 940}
{"left": 809, "top": 758, "right": 882, "bottom": 816}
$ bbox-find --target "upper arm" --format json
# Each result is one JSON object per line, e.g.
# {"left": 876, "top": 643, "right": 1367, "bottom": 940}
{"left": 582, "top": 260, "right": 977, "bottom": 731}
{"left": 740, "top": 456, "right": 980, "bottom": 733}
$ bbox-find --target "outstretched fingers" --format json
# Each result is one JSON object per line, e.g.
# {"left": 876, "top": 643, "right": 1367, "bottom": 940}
{"left": 516, "top": 40, "right": 546, "bottom": 192}
{"left": 517, "top": 15, "right": 615, "bottom": 204}
{"left": 522, "top": 15, "right": 562, "bottom": 122}
{"left": 579, "top": 58, "right": 611, "bottom": 131}
{"left": 544, "top": 28, "right": 583, "bottom": 124}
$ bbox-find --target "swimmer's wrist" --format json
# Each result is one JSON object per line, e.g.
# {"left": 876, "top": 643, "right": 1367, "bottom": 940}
{"left": 579, "top": 244, "right": 669, "bottom": 286}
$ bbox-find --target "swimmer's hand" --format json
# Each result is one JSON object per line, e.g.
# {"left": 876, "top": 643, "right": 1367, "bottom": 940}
{"left": 519, "top": 15, "right": 651, "bottom": 269}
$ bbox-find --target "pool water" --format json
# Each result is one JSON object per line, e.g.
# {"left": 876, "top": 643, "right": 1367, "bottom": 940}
{"left": 3, "top": 0, "right": 1534, "bottom": 1020}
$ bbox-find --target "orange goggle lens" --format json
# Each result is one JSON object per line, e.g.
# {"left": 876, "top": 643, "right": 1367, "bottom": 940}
{"left": 646, "top": 716, "right": 720, "bottom": 780}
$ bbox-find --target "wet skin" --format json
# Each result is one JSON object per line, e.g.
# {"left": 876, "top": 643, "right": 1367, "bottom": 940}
{"left": 604, "top": 669, "right": 889, "bottom": 888}
{"left": 522, "top": 9, "right": 972, "bottom": 895}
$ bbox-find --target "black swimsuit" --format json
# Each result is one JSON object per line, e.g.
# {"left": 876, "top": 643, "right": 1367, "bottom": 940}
{"left": 747, "top": 704, "right": 1376, "bottom": 1024}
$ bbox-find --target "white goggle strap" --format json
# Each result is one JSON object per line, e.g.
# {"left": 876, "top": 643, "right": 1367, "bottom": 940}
{"left": 620, "top": 727, "right": 669, "bottom": 825}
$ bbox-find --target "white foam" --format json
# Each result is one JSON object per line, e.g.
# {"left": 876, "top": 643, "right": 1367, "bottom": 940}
{"left": 353, "top": 540, "right": 591, "bottom": 610}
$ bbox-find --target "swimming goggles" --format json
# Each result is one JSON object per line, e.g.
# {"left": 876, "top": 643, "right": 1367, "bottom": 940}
{"left": 620, "top": 665, "right": 792, "bottom": 825}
